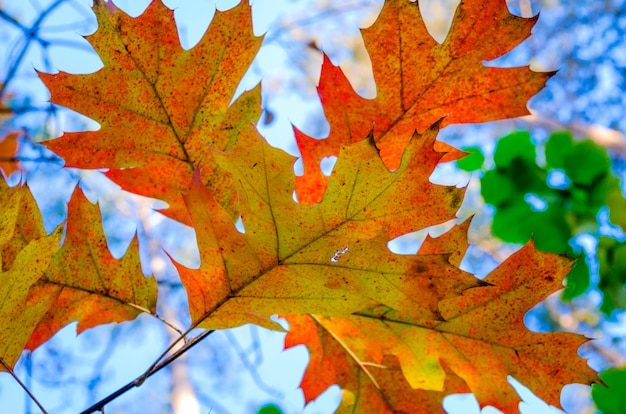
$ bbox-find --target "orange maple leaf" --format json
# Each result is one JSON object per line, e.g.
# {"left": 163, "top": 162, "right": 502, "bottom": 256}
{"left": 285, "top": 244, "right": 596, "bottom": 413}
{"left": 0, "top": 131, "right": 21, "bottom": 180}
{"left": 25, "top": 189, "right": 157, "bottom": 350}
{"left": 295, "top": 0, "right": 552, "bottom": 202}
{"left": 284, "top": 314, "right": 470, "bottom": 413}
{"left": 0, "top": 169, "right": 156, "bottom": 364}
{"left": 41, "top": 0, "right": 262, "bottom": 224}
{"left": 172, "top": 122, "right": 478, "bottom": 330}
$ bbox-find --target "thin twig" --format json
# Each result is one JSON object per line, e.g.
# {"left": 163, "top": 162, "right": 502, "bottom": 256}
{"left": 77, "top": 329, "right": 214, "bottom": 414}
{"left": 80, "top": 298, "right": 225, "bottom": 413}
{"left": 0, "top": 357, "right": 49, "bottom": 414}
{"left": 126, "top": 303, "right": 185, "bottom": 338}
{"left": 131, "top": 291, "right": 235, "bottom": 390}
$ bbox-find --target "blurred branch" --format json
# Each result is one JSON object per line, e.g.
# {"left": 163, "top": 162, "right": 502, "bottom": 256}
{"left": 86, "top": 326, "right": 121, "bottom": 402}
{"left": 0, "top": 0, "right": 67, "bottom": 100}
{"left": 162, "top": 304, "right": 200, "bottom": 414}
{"left": 521, "top": 109, "right": 626, "bottom": 155}
{"left": 0, "top": 357, "right": 49, "bottom": 414}
{"left": 544, "top": 297, "right": 626, "bottom": 368}
{"left": 518, "top": 0, "right": 533, "bottom": 17}
{"left": 224, "top": 329, "right": 285, "bottom": 399}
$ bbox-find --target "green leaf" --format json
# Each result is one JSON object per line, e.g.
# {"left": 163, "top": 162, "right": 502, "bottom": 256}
{"left": 530, "top": 205, "right": 571, "bottom": 253}
{"left": 564, "top": 140, "right": 610, "bottom": 186}
{"left": 545, "top": 131, "right": 574, "bottom": 170}
{"left": 456, "top": 146, "right": 485, "bottom": 171}
{"left": 492, "top": 201, "right": 570, "bottom": 253}
{"left": 589, "top": 174, "right": 621, "bottom": 213}
{"left": 481, "top": 170, "right": 516, "bottom": 206}
{"left": 492, "top": 200, "right": 533, "bottom": 245}
{"left": 493, "top": 131, "right": 535, "bottom": 168}
{"left": 592, "top": 367, "right": 626, "bottom": 414}
{"left": 508, "top": 158, "right": 547, "bottom": 194}
{"left": 562, "top": 257, "right": 590, "bottom": 300}
{"left": 598, "top": 239, "right": 626, "bottom": 313}
{"left": 607, "top": 187, "right": 626, "bottom": 230}
{"left": 613, "top": 243, "right": 626, "bottom": 276}
{"left": 257, "top": 404, "right": 283, "bottom": 414}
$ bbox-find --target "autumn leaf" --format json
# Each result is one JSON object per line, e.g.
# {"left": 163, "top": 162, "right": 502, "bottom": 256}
{"left": 0, "top": 231, "right": 61, "bottom": 370}
{"left": 41, "top": 0, "right": 262, "bottom": 224}
{"left": 0, "top": 183, "right": 61, "bottom": 369}
{"left": 295, "top": 0, "right": 552, "bottom": 202}
{"left": 0, "top": 154, "right": 156, "bottom": 360}
{"left": 0, "top": 131, "right": 20, "bottom": 179}
{"left": 171, "top": 120, "right": 479, "bottom": 330}
{"left": 0, "top": 180, "right": 51, "bottom": 274}
{"left": 417, "top": 216, "right": 471, "bottom": 267}
{"left": 284, "top": 314, "right": 470, "bottom": 414}
{"left": 25, "top": 189, "right": 157, "bottom": 350}
{"left": 283, "top": 218, "right": 474, "bottom": 411}
{"left": 285, "top": 244, "right": 596, "bottom": 413}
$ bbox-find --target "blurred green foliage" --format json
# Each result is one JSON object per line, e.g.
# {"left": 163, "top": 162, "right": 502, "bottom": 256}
{"left": 459, "top": 130, "right": 626, "bottom": 315}
{"left": 591, "top": 367, "right": 626, "bottom": 414}
{"left": 257, "top": 403, "right": 283, "bottom": 414}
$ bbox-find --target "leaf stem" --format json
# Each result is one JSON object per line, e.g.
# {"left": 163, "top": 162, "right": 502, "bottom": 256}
{"left": 0, "top": 357, "right": 49, "bottom": 414}
{"left": 126, "top": 303, "right": 185, "bottom": 338}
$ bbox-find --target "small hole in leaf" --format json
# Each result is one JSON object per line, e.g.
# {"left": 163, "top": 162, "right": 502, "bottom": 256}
{"left": 235, "top": 216, "right": 245, "bottom": 234}
{"left": 331, "top": 246, "right": 349, "bottom": 262}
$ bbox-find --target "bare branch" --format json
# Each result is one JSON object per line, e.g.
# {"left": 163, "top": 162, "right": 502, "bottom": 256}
{"left": 0, "top": 357, "right": 49, "bottom": 414}
{"left": 0, "top": 0, "right": 67, "bottom": 99}
{"left": 77, "top": 329, "right": 214, "bottom": 414}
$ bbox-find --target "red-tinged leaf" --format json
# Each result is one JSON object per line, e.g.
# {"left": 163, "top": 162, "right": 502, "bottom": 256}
{"left": 367, "top": 0, "right": 552, "bottom": 170}
{"left": 294, "top": 55, "right": 378, "bottom": 204}
{"left": 284, "top": 314, "right": 470, "bottom": 413}
{"left": 296, "top": 0, "right": 552, "bottom": 200}
{"left": 171, "top": 121, "right": 478, "bottom": 330}
{"left": 41, "top": 0, "right": 262, "bottom": 224}
{"left": 25, "top": 190, "right": 157, "bottom": 350}
{"left": 435, "top": 243, "right": 597, "bottom": 410}
{"left": 0, "top": 131, "right": 20, "bottom": 180}
{"left": 286, "top": 243, "right": 596, "bottom": 413}
{"left": 418, "top": 217, "right": 472, "bottom": 267}
{"left": 0, "top": 183, "right": 62, "bottom": 369}
{"left": 172, "top": 169, "right": 236, "bottom": 324}
{"left": 436, "top": 141, "right": 469, "bottom": 164}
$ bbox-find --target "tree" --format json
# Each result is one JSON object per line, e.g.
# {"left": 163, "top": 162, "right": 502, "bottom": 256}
{"left": 1, "top": 0, "right": 617, "bottom": 412}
